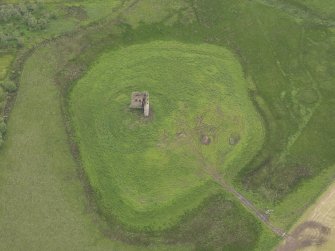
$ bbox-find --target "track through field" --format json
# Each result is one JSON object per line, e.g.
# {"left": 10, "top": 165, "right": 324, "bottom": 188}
{"left": 197, "top": 151, "right": 287, "bottom": 237}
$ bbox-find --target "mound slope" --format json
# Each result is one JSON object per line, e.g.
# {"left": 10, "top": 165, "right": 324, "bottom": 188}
{"left": 69, "top": 41, "right": 264, "bottom": 230}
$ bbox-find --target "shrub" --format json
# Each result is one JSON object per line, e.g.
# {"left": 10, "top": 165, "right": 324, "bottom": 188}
{"left": 0, "top": 4, "right": 20, "bottom": 22}
{"left": 24, "top": 14, "right": 38, "bottom": 29}
{"left": 0, "top": 3, "right": 53, "bottom": 48}
{"left": 1, "top": 80, "right": 17, "bottom": 92}
{"left": 37, "top": 17, "right": 48, "bottom": 29}
{"left": 24, "top": 14, "right": 50, "bottom": 31}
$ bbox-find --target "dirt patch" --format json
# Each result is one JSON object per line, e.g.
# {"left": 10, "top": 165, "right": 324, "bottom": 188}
{"left": 277, "top": 221, "right": 331, "bottom": 251}
{"left": 176, "top": 131, "right": 186, "bottom": 138}
{"left": 201, "top": 135, "right": 211, "bottom": 145}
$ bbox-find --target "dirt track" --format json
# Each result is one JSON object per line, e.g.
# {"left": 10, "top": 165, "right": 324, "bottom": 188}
{"left": 193, "top": 140, "right": 286, "bottom": 237}
{"left": 205, "top": 166, "right": 286, "bottom": 237}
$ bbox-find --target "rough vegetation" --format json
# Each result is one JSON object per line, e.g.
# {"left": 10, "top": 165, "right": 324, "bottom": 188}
{"left": 0, "top": 3, "right": 55, "bottom": 48}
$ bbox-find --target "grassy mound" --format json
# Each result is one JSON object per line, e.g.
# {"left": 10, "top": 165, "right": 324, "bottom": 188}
{"left": 69, "top": 41, "right": 264, "bottom": 231}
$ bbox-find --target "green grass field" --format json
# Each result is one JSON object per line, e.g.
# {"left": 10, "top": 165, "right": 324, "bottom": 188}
{"left": 69, "top": 41, "right": 264, "bottom": 231}
{"left": 0, "top": 0, "right": 335, "bottom": 250}
{"left": 0, "top": 39, "right": 267, "bottom": 250}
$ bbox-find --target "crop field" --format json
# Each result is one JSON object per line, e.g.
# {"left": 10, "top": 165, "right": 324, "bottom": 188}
{"left": 0, "top": 0, "right": 334, "bottom": 250}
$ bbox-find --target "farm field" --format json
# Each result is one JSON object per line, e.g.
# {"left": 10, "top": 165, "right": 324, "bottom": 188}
{"left": 0, "top": 0, "right": 334, "bottom": 250}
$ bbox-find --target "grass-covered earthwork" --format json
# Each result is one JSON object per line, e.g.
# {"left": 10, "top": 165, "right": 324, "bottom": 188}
{"left": 69, "top": 41, "right": 264, "bottom": 231}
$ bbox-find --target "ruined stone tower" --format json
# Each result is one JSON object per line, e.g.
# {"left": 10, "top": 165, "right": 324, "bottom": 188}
{"left": 130, "top": 91, "right": 150, "bottom": 117}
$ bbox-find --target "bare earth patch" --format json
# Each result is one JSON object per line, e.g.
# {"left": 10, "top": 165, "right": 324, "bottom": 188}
{"left": 277, "top": 182, "right": 335, "bottom": 251}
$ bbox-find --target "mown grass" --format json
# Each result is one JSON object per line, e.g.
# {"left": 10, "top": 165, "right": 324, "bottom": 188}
{"left": 69, "top": 41, "right": 264, "bottom": 231}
